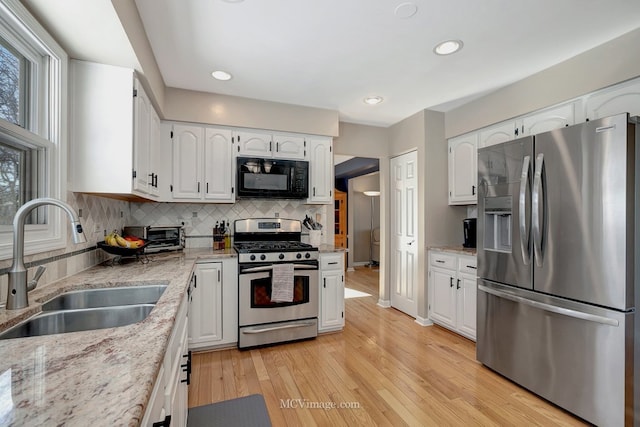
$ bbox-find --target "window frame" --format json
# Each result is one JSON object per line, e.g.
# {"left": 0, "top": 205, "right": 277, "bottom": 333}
{"left": 0, "top": 0, "right": 68, "bottom": 261}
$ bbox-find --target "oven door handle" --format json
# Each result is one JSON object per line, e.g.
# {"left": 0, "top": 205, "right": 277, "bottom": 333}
{"left": 242, "top": 321, "right": 316, "bottom": 334}
{"left": 240, "top": 264, "right": 318, "bottom": 273}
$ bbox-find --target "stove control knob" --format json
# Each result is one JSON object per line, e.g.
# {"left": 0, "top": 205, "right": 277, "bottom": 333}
{"left": 296, "top": 253, "right": 302, "bottom": 259}
{"left": 279, "top": 253, "right": 285, "bottom": 260}
{"left": 260, "top": 254, "right": 266, "bottom": 261}
{"left": 305, "top": 253, "right": 311, "bottom": 259}
{"left": 250, "top": 254, "right": 256, "bottom": 261}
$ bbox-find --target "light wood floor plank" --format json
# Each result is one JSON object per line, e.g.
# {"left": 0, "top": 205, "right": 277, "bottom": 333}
{"left": 188, "top": 267, "right": 587, "bottom": 426}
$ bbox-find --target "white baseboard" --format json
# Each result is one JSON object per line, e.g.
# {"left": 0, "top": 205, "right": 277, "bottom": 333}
{"left": 415, "top": 316, "right": 433, "bottom": 327}
{"left": 346, "top": 267, "right": 355, "bottom": 272}
{"left": 353, "top": 261, "right": 369, "bottom": 266}
{"left": 377, "top": 299, "right": 391, "bottom": 308}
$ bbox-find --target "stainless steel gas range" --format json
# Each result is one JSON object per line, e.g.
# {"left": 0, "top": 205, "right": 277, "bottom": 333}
{"left": 234, "top": 218, "right": 319, "bottom": 349}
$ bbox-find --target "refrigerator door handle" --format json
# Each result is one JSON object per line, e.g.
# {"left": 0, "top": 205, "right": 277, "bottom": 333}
{"left": 478, "top": 284, "right": 619, "bottom": 326}
{"left": 532, "top": 153, "right": 544, "bottom": 267}
{"left": 519, "top": 155, "right": 531, "bottom": 265}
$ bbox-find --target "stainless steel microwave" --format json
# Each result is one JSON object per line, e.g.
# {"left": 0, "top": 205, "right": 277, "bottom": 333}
{"left": 236, "top": 157, "right": 309, "bottom": 199}
{"left": 123, "top": 225, "right": 185, "bottom": 253}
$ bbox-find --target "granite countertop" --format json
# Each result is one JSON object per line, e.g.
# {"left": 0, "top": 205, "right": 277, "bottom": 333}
{"left": 0, "top": 248, "right": 234, "bottom": 427}
{"left": 317, "top": 244, "right": 347, "bottom": 253}
{"left": 429, "top": 245, "right": 477, "bottom": 256}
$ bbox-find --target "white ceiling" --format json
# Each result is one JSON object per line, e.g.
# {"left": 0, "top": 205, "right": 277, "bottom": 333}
{"left": 25, "top": 0, "right": 640, "bottom": 127}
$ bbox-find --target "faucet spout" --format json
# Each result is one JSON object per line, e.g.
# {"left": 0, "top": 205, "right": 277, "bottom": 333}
{"left": 6, "top": 198, "right": 87, "bottom": 310}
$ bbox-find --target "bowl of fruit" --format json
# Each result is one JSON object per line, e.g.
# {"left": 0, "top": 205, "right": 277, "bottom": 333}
{"left": 98, "top": 231, "right": 149, "bottom": 257}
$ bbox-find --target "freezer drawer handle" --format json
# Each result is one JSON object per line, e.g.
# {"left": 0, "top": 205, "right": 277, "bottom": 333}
{"left": 478, "top": 284, "right": 619, "bottom": 327}
{"left": 519, "top": 155, "right": 531, "bottom": 265}
{"left": 242, "top": 321, "right": 316, "bottom": 334}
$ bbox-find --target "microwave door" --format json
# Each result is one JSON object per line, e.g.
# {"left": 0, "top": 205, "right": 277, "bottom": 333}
{"left": 477, "top": 136, "right": 533, "bottom": 289}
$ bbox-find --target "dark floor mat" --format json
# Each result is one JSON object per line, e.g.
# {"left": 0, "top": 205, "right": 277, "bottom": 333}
{"left": 187, "top": 394, "right": 272, "bottom": 427}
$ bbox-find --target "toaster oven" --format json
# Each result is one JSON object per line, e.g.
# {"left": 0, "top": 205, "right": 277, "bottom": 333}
{"left": 123, "top": 225, "right": 185, "bottom": 253}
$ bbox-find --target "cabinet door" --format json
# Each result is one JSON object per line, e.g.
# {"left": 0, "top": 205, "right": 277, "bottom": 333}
{"left": 307, "top": 137, "right": 333, "bottom": 204}
{"left": 189, "top": 263, "right": 222, "bottom": 345}
{"left": 148, "top": 107, "right": 161, "bottom": 197}
{"left": 456, "top": 274, "right": 477, "bottom": 340}
{"left": 172, "top": 124, "right": 203, "bottom": 199}
{"left": 429, "top": 267, "right": 457, "bottom": 328}
{"left": 204, "top": 127, "right": 235, "bottom": 202}
{"left": 236, "top": 130, "right": 272, "bottom": 157}
{"left": 520, "top": 102, "right": 576, "bottom": 136}
{"left": 320, "top": 270, "right": 344, "bottom": 331}
{"left": 273, "top": 134, "right": 306, "bottom": 159}
{"left": 133, "top": 82, "right": 151, "bottom": 194}
{"left": 448, "top": 133, "right": 477, "bottom": 205}
{"left": 584, "top": 78, "right": 640, "bottom": 120}
{"left": 478, "top": 121, "right": 516, "bottom": 148}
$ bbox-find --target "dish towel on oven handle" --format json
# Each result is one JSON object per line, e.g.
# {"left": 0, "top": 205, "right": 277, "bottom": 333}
{"left": 271, "top": 263, "right": 294, "bottom": 302}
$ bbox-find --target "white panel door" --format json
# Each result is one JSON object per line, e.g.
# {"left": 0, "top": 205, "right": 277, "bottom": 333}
{"left": 204, "top": 127, "right": 234, "bottom": 201}
{"left": 273, "top": 134, "right": 306, "bottom": 159}
{"left": 307, "top": 137, "right": 333, "bottom": 203}
{"left": 148, "top": 107, "right": 161, "bottom": 197}
{"left": 584, "top": 78, "right": 640, "bottom": 120}
{"left": 457, "top": 274, "right": 477, "bottom": 338}
{"left": 479, "top": 121, "right": 516, "bottom": 148}
{"left": 320, "top": 270, "right": 344, "bottom": 330}
{"left": 236, "top": 130, "right": 272, "bottom": 157}
{"left": 390, "top": 150, "right": 418, "bottom": 317}
{"left": 448, "top": 134, "right": 477, "bottom": 204}
{"left": 520, "top": 102, "right": 576, "bottom": 136}
{"left": 172, "top": 124, "right": 203, "bottom": 199}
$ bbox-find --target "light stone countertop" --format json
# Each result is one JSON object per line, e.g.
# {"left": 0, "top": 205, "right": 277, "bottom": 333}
{"left": 0, "top": 248, "right": 235, "bottom": 427}
{"left": 429, "top": 245, "right": 477, "bottom": 256}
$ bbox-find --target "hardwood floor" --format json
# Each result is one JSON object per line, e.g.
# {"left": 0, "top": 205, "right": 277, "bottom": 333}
{"left": 188, "top": 267, "right": 586, "bottom": 426}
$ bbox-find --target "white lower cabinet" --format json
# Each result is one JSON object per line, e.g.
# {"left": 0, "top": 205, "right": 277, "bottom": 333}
{"left": 428, "top": 250, "right": 477, "bottom": 341}
{"left": 318, "top": 253, "right": 345, "bottom": 332}
{"left": 142, "top": 292, "right": 189, "bottom": 427}
{"left": 189, "top": 259, "right": 238, "bottom": 350}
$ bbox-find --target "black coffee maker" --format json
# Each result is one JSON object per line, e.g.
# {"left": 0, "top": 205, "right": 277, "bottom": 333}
{"left": 463, "top": 218, "right": 477, "bottom": 248}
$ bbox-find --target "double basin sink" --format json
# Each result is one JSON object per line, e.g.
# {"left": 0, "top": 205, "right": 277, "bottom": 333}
{"left": 0, "top": 284, "right": 168, "bottom": 340}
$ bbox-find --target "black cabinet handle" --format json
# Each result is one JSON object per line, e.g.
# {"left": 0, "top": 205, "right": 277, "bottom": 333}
{"left": 450, "top": 277, "right": 454, "bottom": 287}
{"left": 456, "top": 279, "right": 461, "bottom": 289}
{"left": 197, "top": 182, "right": 200, "bottom": 192}
{"left": 276, "top": 142, "right": 279, "bottom": 152}
{"left": 472, "top": 185, "right": 476, "bottom": 195}
{"left": 323, "top": 278, "right": 326, "bottom": 288}
{"left": 467, "top": 265, "right": 477, "bottom": 269}
{"left": 436, "top": 259, "right": 445, "bottom": 264}
{"left": 206, "top": 182, "right": 209, "bottom": 193}
{"left": 153, "top": 415, "right": 172, "bottom": 427}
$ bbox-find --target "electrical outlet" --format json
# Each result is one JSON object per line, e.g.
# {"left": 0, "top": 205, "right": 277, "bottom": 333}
{"left": 93, "top": 224, "right": 101, "bottom": 234}
{"left": 274, "top": 212, "right": 279, "bottom": 218}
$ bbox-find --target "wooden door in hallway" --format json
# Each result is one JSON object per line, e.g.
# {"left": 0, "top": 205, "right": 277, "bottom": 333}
{"left": 390, "top": 150, "right": 418, "bottom": 317}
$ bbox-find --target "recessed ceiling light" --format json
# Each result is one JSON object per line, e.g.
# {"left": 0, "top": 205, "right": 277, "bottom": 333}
{"left": 364, "top": 96, "right": 383, "bottom": 105}
{"left": 221, "top": 0, "right": 244, "bottom": 3}
{"left": 433, "top": 40, "right": 464, "bottom": 56}
{"left": 211, "top": 70, "right": 232, "bottom": 81}
{"left": 394, "top": 2, "right": 418, "bottom": 19}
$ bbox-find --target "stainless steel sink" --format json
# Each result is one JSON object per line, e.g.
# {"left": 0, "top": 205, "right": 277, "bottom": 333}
{"left": 0, "top": 304, "right": 155, "bottom": 340}
{"left": 41, "top": 284, "right": 168, "bottom": 311}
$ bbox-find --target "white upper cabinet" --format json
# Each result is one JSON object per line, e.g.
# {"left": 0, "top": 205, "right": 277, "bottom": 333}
{"left": 448, "top": 133, "right": 477, "bottom": 205}
{"left": 235, "top": 130, "right": 306, "bottom": 159}
{"left": 171, "top": 124, "right": 203, "bottom": 200}
{"left": 479, "top": 121, "right": 517, "bottom": 148}
{"left": 307, "top": 137, "right": 333, "bottom": 204}
{"left": 273, "top": 134, "right": 306, "bottom": 159}
{"left": 69, "top": 60, "right": 160, "bottom": 199}
{"left": 149, "top": 108, "right": 161, "bottom": 197}
{"left": 170, "top": 123, "right": 235, "bottom": 203}
{"left": 204, "top": 128, "right": 235, "bottom": 201}
{"left": 584, "top": 78, "right": 640, "bottom": 120}
{"left": 519, "top": 102, "right": 577, "bottom": 136}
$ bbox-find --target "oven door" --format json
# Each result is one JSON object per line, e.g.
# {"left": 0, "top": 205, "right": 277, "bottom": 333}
{"left": 238, "top": 262, "right": 318, "bottom": 326}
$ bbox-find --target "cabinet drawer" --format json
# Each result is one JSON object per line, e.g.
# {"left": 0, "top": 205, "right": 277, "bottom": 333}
{"left": 430, "top": 252, "right": 456, "bottom": 269}
{"left": 320, "top": 254, "right": 343, "bottom": 270}
{"left": 458, "top": 257, "right": 478, "bottom": 275}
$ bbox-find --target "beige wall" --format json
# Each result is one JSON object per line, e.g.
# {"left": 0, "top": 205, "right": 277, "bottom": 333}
{"left": 446, "top": 27, "right": 640, "bottom": 138}
{"left": 334, "top": 122, "right": 390, "bottom": 157}
{"left": 163, "top": 87, "right": 339, "bottom": 137}
{"left": 112, "top": 0, "right": 166, "bottom": 115}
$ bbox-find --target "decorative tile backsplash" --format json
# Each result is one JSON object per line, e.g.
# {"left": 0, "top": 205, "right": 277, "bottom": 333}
{"left": 0, "top": 194, "right": 333, "bottom": 306}
{"left": 130, "top": 199, "right": 332, "bottom": 248}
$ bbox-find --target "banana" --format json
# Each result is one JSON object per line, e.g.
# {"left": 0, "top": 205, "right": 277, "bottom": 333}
{"left": 104, "top": 233, "right": 116, "bottom": 246}
{"left": 115, "top": 234, "right": 132, "bottom": 248}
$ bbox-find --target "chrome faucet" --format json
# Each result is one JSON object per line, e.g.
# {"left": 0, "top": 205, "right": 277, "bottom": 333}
{"left": 6, "top": 198, "right": 87, "bottom": 310}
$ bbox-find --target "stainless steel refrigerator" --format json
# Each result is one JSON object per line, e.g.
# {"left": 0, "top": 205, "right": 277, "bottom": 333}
{"left": 476, "top": 112, "right": 639, "bottom": 426}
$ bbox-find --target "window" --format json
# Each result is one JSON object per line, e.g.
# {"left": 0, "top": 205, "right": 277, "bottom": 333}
{"left": 0, "top": 0, "right": 68, "bottom": 259}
